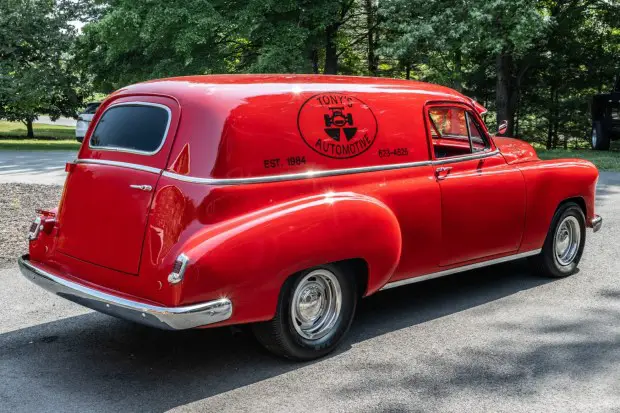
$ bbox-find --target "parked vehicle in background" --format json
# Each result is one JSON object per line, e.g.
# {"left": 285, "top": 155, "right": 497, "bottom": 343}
{"left": 20, "top": 75, "right": 602, "bottom": 361}
{"left": 591, "top": 76, "right": 620, "bottom": 150}
{"left": 75, "top": 102, "right": 101, "bottom": 142}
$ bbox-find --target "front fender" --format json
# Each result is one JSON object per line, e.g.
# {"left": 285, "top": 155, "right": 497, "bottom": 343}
{"left": 519, "top": 158, "right": 598, "bottom": 251}
{"left": 179, "top": 192, "right": 402, "bottom": 325}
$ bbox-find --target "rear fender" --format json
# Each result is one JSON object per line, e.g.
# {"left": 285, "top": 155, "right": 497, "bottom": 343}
{"left": 178, "top": 192, "right": 402, "bottom": 324}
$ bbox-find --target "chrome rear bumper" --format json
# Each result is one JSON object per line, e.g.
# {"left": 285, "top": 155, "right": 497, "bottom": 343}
{"left": 591, "top": 215, "right": 603, "bottom": 233}
{"left": 18, "top": 255, "right": 232, "bottom": 330}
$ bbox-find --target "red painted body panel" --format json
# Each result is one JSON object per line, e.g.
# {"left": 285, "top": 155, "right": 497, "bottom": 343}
{"left": 436, "top": 152, "right": 526, "bottom": 266}
{"left": 494, "top": 137, "right": 540, "bottom": 165}
{"left": 26, "top": 75, "right": 599, "bottom": 328}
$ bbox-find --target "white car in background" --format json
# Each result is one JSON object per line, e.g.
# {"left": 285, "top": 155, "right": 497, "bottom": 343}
{"left": 75, "top": 102, "right": 101, "bottom": 142}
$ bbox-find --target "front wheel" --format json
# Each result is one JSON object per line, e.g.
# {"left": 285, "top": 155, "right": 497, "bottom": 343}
{"left": 252, "top": 264, "right": 357, "bottom": 360}
{"left": 530, "top": 202, "right": 586, "bottom": 278}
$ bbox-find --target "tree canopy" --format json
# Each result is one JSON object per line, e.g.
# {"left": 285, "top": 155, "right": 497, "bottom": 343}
{"left": 0, "top": 0, "right": 89, "bottom": 137}
{"left": 2, "top": 0, "right": 619, "bottom": 146}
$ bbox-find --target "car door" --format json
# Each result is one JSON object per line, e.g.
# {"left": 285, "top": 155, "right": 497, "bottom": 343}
{"left": 57, "top": 96, "right": 180, "bottom": 275}
{"left": 426, "top": 103, "right": 526, "bottom": 267}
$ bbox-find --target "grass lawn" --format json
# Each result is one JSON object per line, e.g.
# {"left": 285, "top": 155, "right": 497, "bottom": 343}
{"left": 537, "top": 148, "right": 620, "bottom": 171}
{"left": 0, "top": 139, "right": 80, "bottom": 150}
{"left": 0, "top": 120, "right": 80, "bottom": 150}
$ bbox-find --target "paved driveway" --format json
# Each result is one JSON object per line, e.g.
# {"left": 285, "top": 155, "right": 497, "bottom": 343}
{"left": 0, "top": 173, "right": 619, "bottom": 412}
{"left": 0, "top": 150, "right": 75, "bottom": 185}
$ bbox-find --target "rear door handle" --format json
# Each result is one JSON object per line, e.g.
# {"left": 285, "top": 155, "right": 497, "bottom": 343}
{"left": 435, "top": 166, "right": 452, "bottom": 180}
{"left": 129, "top": 184, "right": 153, "bottom": 192}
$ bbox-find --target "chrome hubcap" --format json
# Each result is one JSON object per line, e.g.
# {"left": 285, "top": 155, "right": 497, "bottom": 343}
{"left": 291, "top": 269, "right": 342, "bottom": 340}
{"left": 554, "top": 216, "right": 581, "bottom": 266}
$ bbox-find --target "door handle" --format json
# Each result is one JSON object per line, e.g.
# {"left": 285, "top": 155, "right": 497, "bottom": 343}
{"left": 435, "top": 166, "right": 452, "bottom": 180}
{"left": 129, "top": 184, "right": 153, "bottom": 192}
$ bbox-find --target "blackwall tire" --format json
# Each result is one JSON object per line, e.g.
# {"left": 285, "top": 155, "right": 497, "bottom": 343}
{"left": 252, "top": 264, "right": 357, "bottom": 361}
{"left": 529, "top": 202, "right": 586, "bottom": 278}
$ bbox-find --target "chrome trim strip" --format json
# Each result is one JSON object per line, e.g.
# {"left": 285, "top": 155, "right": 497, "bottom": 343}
{"left": 162, "top": 149, "right": 501, "bottom": 186}
{"left": 591, "top": 215, "right": 603, "bottom": 233}
{"left": 163, "top": 159, "right": 433, "bottom": 185}
{"left": 431, "top": 149, "right": 500, "bottom": 165}
{"left": 88, "top": 101, "right": 172, "bottom": 156}
{"left": 75, "top": 159, "right": 162, "bottom": 174}
{"left": 380, "top": 249, "right": 542, "bottom": 291}
{"left": 18, "top": 255, "right": 232, "bottom": 330}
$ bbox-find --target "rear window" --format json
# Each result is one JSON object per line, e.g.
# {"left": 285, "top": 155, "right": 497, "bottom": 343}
{"left": 90, "top": 104, "right": 170, "bottom": 154}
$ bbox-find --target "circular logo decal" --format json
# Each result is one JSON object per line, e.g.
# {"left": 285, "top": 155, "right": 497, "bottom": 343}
{"left": 297, "top": 93, "right": 378, "bottom": 159}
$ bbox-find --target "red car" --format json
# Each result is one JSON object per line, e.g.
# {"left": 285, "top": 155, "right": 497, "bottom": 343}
{"left": 19, "top": 75, "right": 602, "bottom": 360}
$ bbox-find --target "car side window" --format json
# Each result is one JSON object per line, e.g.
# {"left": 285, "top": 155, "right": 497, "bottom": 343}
{"left": 428, "top": 106, "right": 489, "bottom": 159}
{"left": 467, "top": 113, "right": 490, "bottom": 153}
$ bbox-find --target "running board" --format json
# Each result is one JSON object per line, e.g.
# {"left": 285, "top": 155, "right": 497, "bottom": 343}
{"left": 380, "top": 249, "right": 542, "bottom": 291}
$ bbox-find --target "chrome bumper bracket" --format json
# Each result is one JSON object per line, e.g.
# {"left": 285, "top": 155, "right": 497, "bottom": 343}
{"left": 591, "top": 215, "right": 603, "bottom": 233}
{"left": 18, "top": 255, "right": 232, "bottom": 330}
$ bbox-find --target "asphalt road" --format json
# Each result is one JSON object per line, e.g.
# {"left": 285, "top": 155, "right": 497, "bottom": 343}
{"left": 0, "top": 174, "right": 619, "bottom": 412}
{"left": 0, "top": 150, "right": 75, "bottom": 185}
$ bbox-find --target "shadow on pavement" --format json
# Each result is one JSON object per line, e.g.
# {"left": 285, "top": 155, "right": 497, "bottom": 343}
{"left": 0, "top": 259, "right": 581, "bottom": 412}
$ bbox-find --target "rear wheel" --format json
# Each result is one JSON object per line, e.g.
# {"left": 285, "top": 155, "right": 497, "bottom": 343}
{"left": 252, "top": 264, "right": 357, "bottom": 361}
{"left": 592, "top": 121, "right": 610, "bottom": 150}
{"left": 530, "top": 202, "right": 586, "bottom": 278}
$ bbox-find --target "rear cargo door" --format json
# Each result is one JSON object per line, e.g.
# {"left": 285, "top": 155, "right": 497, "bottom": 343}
{"left": 57, "top": 96, "right": 180, "bottom": 274}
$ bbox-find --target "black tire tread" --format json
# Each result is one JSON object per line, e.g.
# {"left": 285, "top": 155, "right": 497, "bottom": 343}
{"left": 529, "top": 202, "right": 586, "bottom": 278}
{"left": 592, "top": 121, "right": 610, "bottom": 151}
{"left": 252, "top": 263, "right": 357, "bottom": 361}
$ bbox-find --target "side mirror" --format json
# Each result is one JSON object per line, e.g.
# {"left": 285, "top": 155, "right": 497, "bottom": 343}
{"left": 497, "top": 120, "right": 508, "bottom": 135}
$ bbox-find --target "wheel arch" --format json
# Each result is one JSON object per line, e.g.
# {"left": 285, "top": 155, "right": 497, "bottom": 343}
{"left": 559, "top": 196, "right": 587, "bottom": 218}
{"left": 179, "top": 192, "right": 402, "bottom": 325}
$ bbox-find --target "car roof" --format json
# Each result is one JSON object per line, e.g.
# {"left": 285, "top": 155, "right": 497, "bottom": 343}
{"left": 114, "top": 74, "right": 471, "bottom": 105}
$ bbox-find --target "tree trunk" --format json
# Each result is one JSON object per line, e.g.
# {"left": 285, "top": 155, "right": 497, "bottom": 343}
{"left": 324, "top": 24, "right": 339, "bottom": 75}
{"left": 545, "top": 85, "right": 556, "bottom": 149}
{"left": 311, "top": 49, "right": 319, "bottom": 74}
{"left": 26, "top": 119, "right": 35, "bottom": 139}
{"left": 405, "top": 62, "right": 411, "bottom": 80}
{"left": 365, "top": 0, "right": 378, "bottom": 76}
{"left": 514, "top": 101, "right": 520, "bottom": 138}
{"left": 495, "top": 53, "right": 516, "bottom": 136}
{"left": 453, "top": 50, "right": 462, "bottom": 92}
{"left": 546, "top": 115, "right": 553, "bottom": 150}
{"left": 552, "top": 88, "right": 560, "bottom": 149}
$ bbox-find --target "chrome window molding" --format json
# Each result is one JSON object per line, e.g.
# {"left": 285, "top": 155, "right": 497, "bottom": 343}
{"left": 75, "top": 159, "right": 162, "bottom": 174}
{"left": 88, "top": 101, "right": 172, "bottom": 156}
{"left": 431, "top": 148, "right": 499, "bottom": 165}
{"left": 380, "top": 249, "right": 541, "bottom": 291}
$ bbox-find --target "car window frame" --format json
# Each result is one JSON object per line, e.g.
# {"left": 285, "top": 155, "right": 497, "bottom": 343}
{"left": 423, "top": 102, "right": 494, "bottom": 162}
{"left": 88, "top": 101, "right": 172, "bottom": 156}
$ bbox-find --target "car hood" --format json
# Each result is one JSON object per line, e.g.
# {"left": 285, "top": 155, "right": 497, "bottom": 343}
{"left": 493, "top": 137, "right": 540, "bottom": 165}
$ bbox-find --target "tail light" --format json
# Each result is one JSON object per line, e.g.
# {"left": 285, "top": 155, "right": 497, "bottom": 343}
{"left": 28, "top": 210, "right": 58, "bottom": 240}
{"left": 27, "top": 217, "right": 42, "bottom": 240}
{"left": 168, "top": 254, "right": 190, "bottom": 284}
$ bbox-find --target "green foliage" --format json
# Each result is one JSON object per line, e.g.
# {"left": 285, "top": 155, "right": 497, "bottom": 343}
{"left": 537, "top": 148, "right": 620, "bottom": 171}
{"left": 0, "top": 0, "right": 89, "bottom": 137}
{"left": 12, "top": 0, "right": 619, "bottom": 148}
